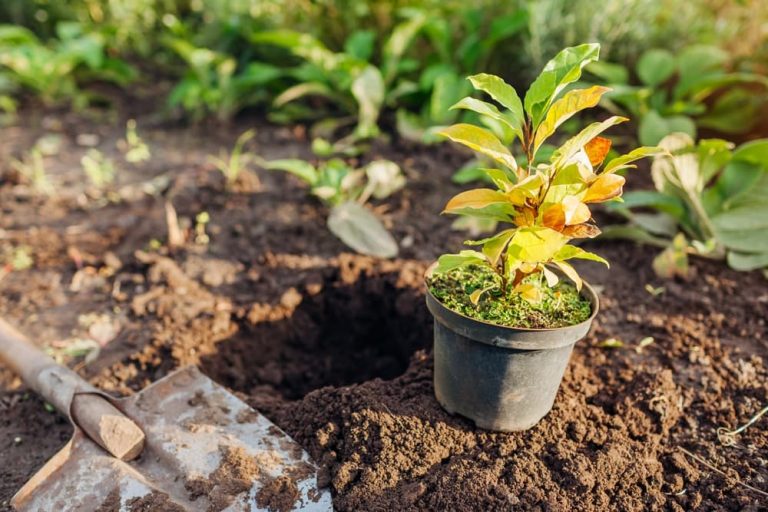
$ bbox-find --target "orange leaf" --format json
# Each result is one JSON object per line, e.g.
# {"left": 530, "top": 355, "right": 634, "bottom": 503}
{"left": 584, "top": 136, "right": 612, "bottom": 166}
{"left": 583, "top": 174, "right": 625, "bottom": 203}
{"left": 443, "top": 188, "right": 508, "bottom": 213}
{"left": 513, "top": 206, "right": 536, "bottom": 227}
{"left": 562, "top": 223, "right": 602, "bottom": 238}
{"left": 542, "top": 204, "right": 565, "bottom": 231}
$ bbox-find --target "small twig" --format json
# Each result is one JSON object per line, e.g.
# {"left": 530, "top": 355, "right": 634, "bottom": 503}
{"left": 717, "top": 404, "right": 768, "bottom": 447}
{"left": 678, "top": 447, "right": 768, "bottom": 499}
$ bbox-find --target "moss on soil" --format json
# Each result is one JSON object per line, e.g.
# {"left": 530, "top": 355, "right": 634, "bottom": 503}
{"left": 427, "top": 265, "right": 592, "bottom": 329}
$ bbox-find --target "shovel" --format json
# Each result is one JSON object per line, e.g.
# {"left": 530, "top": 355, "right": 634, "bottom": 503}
{"left": 0, "top": 319, "right": 332, "bottom": 511}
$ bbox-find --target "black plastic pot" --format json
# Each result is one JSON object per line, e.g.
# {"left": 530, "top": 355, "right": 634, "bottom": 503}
{"left": 425, "top": 273, "right": 599, "bottom": 432}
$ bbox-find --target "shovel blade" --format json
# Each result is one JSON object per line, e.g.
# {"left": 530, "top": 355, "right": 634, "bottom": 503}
{"left": 12, "top": 366, "right": 332, "bottom": 511}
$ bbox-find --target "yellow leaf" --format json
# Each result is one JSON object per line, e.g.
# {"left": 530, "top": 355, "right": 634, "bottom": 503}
{"left": 481, "top": 229, "right": 516, "bottom": 266}
{"left": 443, "top": 188, "right": 509, "bottom": 213}
{"left": 553, "top": 260, "right": 582, "bottom": 291}
{"left": 584, "top": 136, "right": 612, "bottom": 166}
{"left": 514, "top": 283, "right": 543, "bottom": 304}
{"left": 562, "top": 195, "right": 591, "bottom": 225}
{"left": 513, "top": 206, "right": 536, "bottom": 227}
{"left": 506, "top": 173, "right": 545, "bottom": 205}
{"left": 542, "top": 266, "right": 559, "bottom": 287}
{"left": 533, "top": 86, "right": 611, "bottom": 153}
{"left": 583, "top": 174, "right": 625, "bottom": 203}
{"left": 438, "top": 123, "right": 518, "bottom": 173}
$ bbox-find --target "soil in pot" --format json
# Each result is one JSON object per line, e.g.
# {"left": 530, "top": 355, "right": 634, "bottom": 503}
{"left": 427, "top": 264, "right": 592, "bottom": 329}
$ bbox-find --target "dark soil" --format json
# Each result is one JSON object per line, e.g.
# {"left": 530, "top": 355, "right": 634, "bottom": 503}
{"left": 1, "top": 109, "right": 767, "bottom": 511}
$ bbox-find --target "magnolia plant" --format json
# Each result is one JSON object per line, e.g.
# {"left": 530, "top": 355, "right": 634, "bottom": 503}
{"left": 434, "top": 44, "right": 661, "bottom": 303}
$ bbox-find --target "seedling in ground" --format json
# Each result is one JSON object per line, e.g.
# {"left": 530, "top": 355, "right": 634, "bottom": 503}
{"left": 266, "top": 158, "right": 405, "bottom": 258}
{"left": 428, "top": 43, "right": 661, "bottom": 328}
{"left": 81, "top": 149, "right": 116, "bottom": 190}
{"left": 121, "top": 119, "right": 150, "bottom": 163}
{"left": 208, "top": 129, "right": 260, "bottom": 191}
{"left": 11, "top": 145, "right": 53, "bottom": 195}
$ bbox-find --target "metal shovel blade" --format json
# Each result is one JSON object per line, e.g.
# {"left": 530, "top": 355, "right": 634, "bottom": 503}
{"left": 12, "top": 366, "right": 332, "bottom": 511}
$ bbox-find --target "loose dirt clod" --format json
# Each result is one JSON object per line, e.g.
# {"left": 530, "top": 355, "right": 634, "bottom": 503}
{"left": 255, "top": 476, "right": 300, "bottom": 512}
{"left": 184, "top": 445, "right": 261, "bottom": 512}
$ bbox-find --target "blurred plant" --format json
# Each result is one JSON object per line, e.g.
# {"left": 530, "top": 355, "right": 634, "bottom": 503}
{"left": 165, "top": 34, "right": 282, "bottom": 122}
{"left": 81, "top": 149, "right": 115, "bottom": 188}
{"left": 605, "top": 133, "right": 768, "bottom": 275}
{"left": 121, "top": 119, "right": 150, "bottom": 163}
{"left": 432, "top": 44, "right": 660, "bottom": 302}
{"left": 587, "top": 45, "right": 768, "bottom": 145}
{"left": 266, "top": 158, "right": 405, "bottom": 257}
{"left": 208, "top": 129, "right": 260, "bottom": 190}
{"left": 0, "top": 22, "right": 135, "bottom": 108}
{"left": 10, "top": 137, "right": 60, "bottom": 195}
{"left": 251, "top": 12, "right": 429, "bottom": 144}
{"left": 396, "top": 6, "right": 529, "bottom": 143}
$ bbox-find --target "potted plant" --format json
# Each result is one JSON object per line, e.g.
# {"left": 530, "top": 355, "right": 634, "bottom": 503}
{"left": 426, "top": 43, "right": 661, "bottom": 431}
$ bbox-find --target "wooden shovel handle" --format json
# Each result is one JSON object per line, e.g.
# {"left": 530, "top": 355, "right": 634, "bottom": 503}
{"left": 0, "top": 318, "right": 145, "bottom": 460}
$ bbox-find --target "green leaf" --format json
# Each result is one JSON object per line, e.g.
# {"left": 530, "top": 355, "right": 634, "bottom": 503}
{"left": 553, "top": 245, "right": 609, "bottom": 266}
{"left": 716, "top": 228, "right": 768, "bottom": 252}
{"left": 467, "top": 73, "right": 524, "bottom": 138}
{"left": 450, "top": 97, "right": 521, "bottom": 137}
{"left": 432, "top": 250, "right": 489, "bottom": 274}
{"left": 712, "top": 205, "right": 768, "bottom": 231}
{"left": 533, "top": 86, "right": 610, "bottom": 153}
{"left": 603, "top": 146, "right": 665, "bottom": 174}
{"left": 727, "top": 251, "right": 768, "bottom": 271}
{"left": 344, "top": 30, "right": 376, "bottom": 61}
{"left": 638, "top": 110, "right": 696, "bottom": 146}
{"left": 585, "top": 61, "right": 629, "bottom": 84}
{"left": 266, "top": 159, "right": 318, "bottom": 185}
{"left": 552, "top": 116, "right": 628, "bottom": 168}
{"left": 636, "top": 49, "right": 676, "bottom": 87}
{"left": 382, "top": 14, "right": 427, "bottom": 83}
{"left": 438, "top": 123, "right": 518, "bottom": 172}
{"left": 351, "top": 65, "right": 384, "bottom": 138}
{"left": 328, "top": 202, "right": 398, "bottom": 258}
{"left": 732, "top": 139, "right": 768, "bottom": 166}
{"left": 616, "top": 190, "right": 686, "bottom": 219}
{"left": 274, "top": 82, "right": 337, "bottom": 107}
{"left": 524, "top": 43, "right": 601, "bottom": 126}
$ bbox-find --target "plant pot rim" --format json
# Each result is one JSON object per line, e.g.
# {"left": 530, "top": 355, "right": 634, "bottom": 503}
{"left": 425, "top": 262, "right": 599, "bottom": 349}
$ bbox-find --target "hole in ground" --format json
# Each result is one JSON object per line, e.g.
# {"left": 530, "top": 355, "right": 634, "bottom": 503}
{"left": 200, "top": 264, "right": 432, "bottom": 400}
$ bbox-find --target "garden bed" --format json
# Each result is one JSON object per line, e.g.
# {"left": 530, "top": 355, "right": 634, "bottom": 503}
{"left": 1, "top": 111, "right": 766, "bottom": 511}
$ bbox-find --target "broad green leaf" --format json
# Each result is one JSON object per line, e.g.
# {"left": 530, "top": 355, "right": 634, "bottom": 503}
{"left": 586, "top": 61, "right": 629, "bottom": 85}
{"left": 732, "top": 139, "right": 768, "bottom": 166}
{"left": 524, "top": 43, "right": 601, "bottom": 126}
{"left": 553, "top": 245, "right": 609, "bottom": 266}
{"left": 552, "top": 116, "right": 628, "bottom": 168}
{"left": 616, "top": 190, "right": 686, "bottom": 219}
{"left": 450, "top": 97, "right": 521, "bottom": 137}
{"left": 432, "top": 250, "right": 488, "bottom": 274}
{"left": 639, "top": 110, "right": 696, "bottom": 146}
{"left": 328, "top": 202, "right": 398, "bottom": 258}
{"left": 351, "top": 66, "right": 384, "bottom": 138}
{"left": 438, "top": 123, "right": 518, "bottom": 172}
{"left": 715, "top": 228, "right": 768, "bottom": 252}
{"left": 533, "top": 86, "right": 610, "bottom": 153}
{"left": 712, "top": 205, "right": 768, "bottom": 231}
{"left": 344, "top": 30, "right": 376, "bottom": 60}
{"left": 266, "top": 159, "right": 318, "bottom": 185}
{"left": 506, "top": 227, "right": 569, "bottom": 263}
{"left": 467, "top": 73, "right": 524, "bottom": 137}
{"left": 552, "top": 260, "right": 582, "bottom": 290}
{"left": 636, "top": 49, "right": 676, "bottom": 87}
{"left": 727, "top": 251, "right": 768, "bottom": 271}
{"left": 604, "top": 146, "right": 665, "bottom": 174}
{"left": 697, "top": 88, "right": 761, "bottom": 134}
